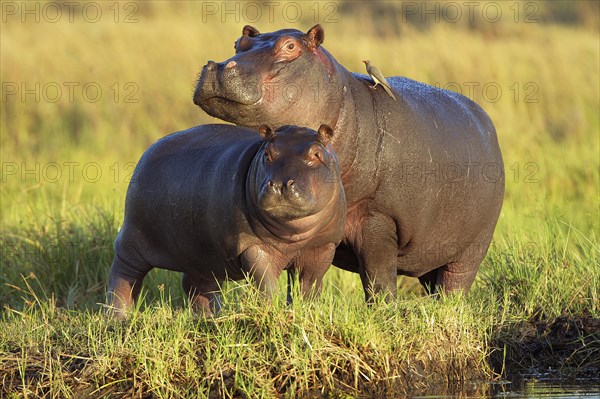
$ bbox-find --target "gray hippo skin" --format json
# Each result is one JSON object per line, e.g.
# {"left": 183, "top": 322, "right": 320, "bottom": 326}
{"left": 107, "top": 124, "right": 346, "bottom": 317}
{"left": 194, "top": 25, "right": 505, "bottom": 300}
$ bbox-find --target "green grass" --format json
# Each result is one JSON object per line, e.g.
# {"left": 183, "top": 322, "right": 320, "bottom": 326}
{"left": 0, "top": 285, "right": 493, "bottom": 397}
{"left": 1, "top": 1, "right": 599, "bottom": 397}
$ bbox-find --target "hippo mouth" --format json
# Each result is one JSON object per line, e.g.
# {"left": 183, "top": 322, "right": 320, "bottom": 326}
{"left": 196, "top": 95, "right": 265, "bottom": 128}
{"left": 261, "top": 204, "right": 314, "bottom": 220}
{"left": 197, "top": 94, "right": 261, "bottom": 108}
{"left": 194, "top": 86, "right": 264, "bottom": 126}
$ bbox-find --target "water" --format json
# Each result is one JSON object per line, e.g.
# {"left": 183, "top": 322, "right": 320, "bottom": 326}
{"left": 412, "top": 379, "right": 600, "bottom": 398}
{"left": 492, "top": 380, "right": 600, "bottom": 399}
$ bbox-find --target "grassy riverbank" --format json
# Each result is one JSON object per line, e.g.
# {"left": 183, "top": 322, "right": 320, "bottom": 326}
{"left": 0, "top": 240, "right": 598, "bottom": 397}
{"left": 1, "top": 1, "right": 599, "bottom": 397}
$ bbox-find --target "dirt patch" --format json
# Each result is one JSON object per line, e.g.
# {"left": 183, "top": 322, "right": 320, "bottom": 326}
{"left": 490, "top": 316, "right": 600, "bottom": 379}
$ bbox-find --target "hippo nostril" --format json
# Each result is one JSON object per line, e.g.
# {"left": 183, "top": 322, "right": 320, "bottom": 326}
{"left": 268, "top": 180, "right": 273, "bottom": 187}
{"left": 226, "top": 61, "right": 237, "bottom": 69}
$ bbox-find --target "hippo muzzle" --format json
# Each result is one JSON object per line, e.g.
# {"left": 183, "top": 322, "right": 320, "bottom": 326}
{"left": 257, "top": 174, "right": 316, "bottom": 220}
{"left": 194, "top": 60, "right": 263, "bottom": 109}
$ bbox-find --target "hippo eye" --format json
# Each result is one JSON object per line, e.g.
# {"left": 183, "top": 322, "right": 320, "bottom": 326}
{"left": 287, "top": 43, "right": 295, "bottom": 50}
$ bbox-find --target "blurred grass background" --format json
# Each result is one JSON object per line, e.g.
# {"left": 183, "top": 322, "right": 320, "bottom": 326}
{"left": 0, "top": 0, "right": 598, "bottom": 309}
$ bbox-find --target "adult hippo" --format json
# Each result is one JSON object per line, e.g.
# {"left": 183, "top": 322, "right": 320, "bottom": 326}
{"left": 194, "top": 25, "right": 504, "bottom": 300}
{"left": 107, "top": 124, "right": 346, "bottom": 317}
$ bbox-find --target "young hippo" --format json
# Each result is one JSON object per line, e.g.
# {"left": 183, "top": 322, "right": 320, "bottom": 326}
{"left": 194, "top": 24, "right": 505, "bottom": 300}
{"left": 107, "top": 124, "right": 346, "bottom": 317}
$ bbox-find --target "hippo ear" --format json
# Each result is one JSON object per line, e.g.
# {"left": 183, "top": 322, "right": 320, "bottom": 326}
{"left": 259, "top": 125, "right": 275, "bottom": 141}
{"left": 307, "top": 24, "right": 324, "bottom": 47}
{"left": 242, "top": 25, "right": 260, "bottom": 37}
{"left": 317, "top": 124, "right": 334, "bottom": 144}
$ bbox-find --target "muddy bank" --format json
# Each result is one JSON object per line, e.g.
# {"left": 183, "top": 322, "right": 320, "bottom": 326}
{"left": 490, "top": 316, "right": 600, "bottom": 379}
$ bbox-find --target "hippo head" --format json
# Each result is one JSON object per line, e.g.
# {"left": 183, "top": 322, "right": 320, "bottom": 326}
{"left": 194, "top": 25, "right": 343, "bottom": 129}
{"left": 250, "top": 124, "right": 340, "bottom": 222}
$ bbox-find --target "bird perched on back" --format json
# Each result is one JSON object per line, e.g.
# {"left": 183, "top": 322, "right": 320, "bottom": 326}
{"left": 363, "top": 60, "right": 396, "bottom": 101}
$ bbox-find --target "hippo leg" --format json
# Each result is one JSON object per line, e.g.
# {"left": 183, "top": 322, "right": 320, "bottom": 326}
{"left": 181, "top": 273, "right": 221, "bottom": 316}
{"left": 420, "top": 237, "right": 491, "bottom": 294}
{"left": 357, "top": 214, "right": 398, "bottom": 302}
{"left": 287, "top": 243, "right": 336, "bottom": 303}
{"left": 419, "top": 261, "right": 478, "bottom": 295}
{"left": 241, "top": 244, "right": 284, "bottom": 295}
{"left": 107, "top": 254, "right": 152, "bottom": 318}
{"left": 440, "top": 237, "right": 492, "bottom": 293}
{"left": 298, "top": 243, "right": 336, "bottom": 299}
{"left": 437, "top": 261, "right": 479, "bottom": 293}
